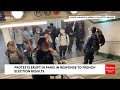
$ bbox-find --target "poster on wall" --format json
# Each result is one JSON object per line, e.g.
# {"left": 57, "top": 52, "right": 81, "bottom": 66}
{"left": 53, "top": 11, "right": 60, "bottom": 15}
{"left": 0, "top": 11, "right": 6, "bottom": 21}
{"left": 44, "top": 11, "right": 51, "bottom": 16}
{"left": 34, "top": 11, "right": 43, "bottom": 17}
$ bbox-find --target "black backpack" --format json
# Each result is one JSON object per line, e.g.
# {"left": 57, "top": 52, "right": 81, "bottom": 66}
{"left": 89, "top": 35, "right": 100, "bottom": 52}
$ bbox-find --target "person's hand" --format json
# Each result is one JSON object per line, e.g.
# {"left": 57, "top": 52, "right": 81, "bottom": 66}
{"left": 49, "top": 47, "right": 55, "bottom": 52}
{"left": 53, "top": 60, "right": 58, "bottom": 64}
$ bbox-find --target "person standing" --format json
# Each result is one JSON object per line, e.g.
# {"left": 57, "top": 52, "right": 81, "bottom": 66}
{"left": 33, "top": 26, "right": 43, "bottom": 46}
{"left": 83, "top": 26, "right": 99, "bottom": 64}
{"left": 12, "top": 27, "right": 27, "bottom": 52}
{"left": 65, "top": 23, "right": 74, "bottom": 51}
{"left": 32, "top": 37, "right": 54, "bottom": 79}
{"left": 74, "top": 22, "right": 85, "bottom": 51}
{"left": 96, "top": 28, "right": 105, "bottom": 55}
{"left": 58, "top": 29, "right": 69, "bottom": 60}
{"left": 50, "top": 23, "right": 57, "bottom": 50}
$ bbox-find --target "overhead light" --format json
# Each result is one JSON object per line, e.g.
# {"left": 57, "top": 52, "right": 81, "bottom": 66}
{"left": 64, "top": 18, "right": 83, "bottom": 22}
{"left": 11, "top": 11, "right": 24, "bottom": 19}
{"left": 0, "top": 21, "right": 47, "bottom": 29}
{"left": 70, "top": 11, "right": 78, "bottom": 14}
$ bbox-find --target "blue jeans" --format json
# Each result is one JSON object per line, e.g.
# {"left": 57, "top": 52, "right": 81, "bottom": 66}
{"left": 16, "top": 43, "right": 26, "bottom": 52}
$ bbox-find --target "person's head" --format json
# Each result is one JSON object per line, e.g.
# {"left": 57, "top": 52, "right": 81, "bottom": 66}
{"left": 50, "top": 23, "right": 53, "bottom": 27}
{"left": 88, "top": 26, "right": 96, "bottom": 34}
{"left": 37, "top": 37, "right": 50, "bottom": 52}
{"left": 35, "top": 26, "right": 41, "bottom": 34}
{"left": 60, "top": 29, "right": 65, "bottom": 35}
{"left": 13, "top": 27, "right": 19, "bottom": 33}
{"left": 24, "top": 26, "right": 29, "bottom": 31}
{"left": 47, "top": 26, "right": 51, "bottom": 30}
{"left": 7, "top": 41, "right": 16, "bottom": 52}
{"left": 44, "top": 32, "right": 50, "bottom": 39}
{"left": 96, "top": 28, "right": 102, "bottom": 36}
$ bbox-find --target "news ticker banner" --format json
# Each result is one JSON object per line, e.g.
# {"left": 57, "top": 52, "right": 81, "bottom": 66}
{"left": 69, "top": 16, "right": 115, "bottom": 20}
{"left": 4, "top": 64, "right": 115, "bottom": 75}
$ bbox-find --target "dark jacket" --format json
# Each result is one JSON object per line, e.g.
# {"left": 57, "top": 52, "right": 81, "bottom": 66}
{"left": 83, "top": 33, "right": 99, "bottom": 52}
{"left": 51, "top": 26, "right": 57, "bottom": 39}
{"left": 74, "top": 26, "right": 84, "bottom": 39}
{"left": 65, "top": 26, "right": 74, "bottom": 37}
{"left": 32, "top": 49, "right": 54, "bottom": 79}
{"left": 36, "top": 49, "right": 53, "bottom": 64}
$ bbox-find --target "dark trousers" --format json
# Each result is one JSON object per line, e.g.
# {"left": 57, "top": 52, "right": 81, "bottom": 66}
{"left": 76, "top": 38, "right": 83, "bottom": 51}
{"left": 68, "top": 36, "right": 74, "bottom": 50}
{"left": 84, "top": 51, "right": 94, "bottom": 64}
{"left": 16, "top": 43, "right": 26, "bottom": 52}
{"left": 59, "top": 45, "right": 67, "bottom": 57}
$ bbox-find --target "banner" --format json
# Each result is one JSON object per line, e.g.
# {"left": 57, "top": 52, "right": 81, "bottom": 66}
{"left": 4, "top": 64, "right": 115, "bottom": 75}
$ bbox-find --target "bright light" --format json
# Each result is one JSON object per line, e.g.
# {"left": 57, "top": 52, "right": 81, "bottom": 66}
{"left": 0, "top": 21, "right": 47, "bottom": 29}
{"left": 64, "top": 18, "right": 83, "bottom": 22}
{"left": 70, "top": 11, "right": 78, "bottom": 14}
{"left": 11, "top": 11, "right": 24, "bottom": 19}
{"left": 100, "top": 18, "right": 110, "bottom": 21}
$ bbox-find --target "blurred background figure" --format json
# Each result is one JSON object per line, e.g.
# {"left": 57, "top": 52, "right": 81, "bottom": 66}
{"left": 96, "top": 28, "right": 105, "bottom": 55}
{"left": 33, "top": 26, "right": 43, "bottom": 46}
{"left": 74, "top": 21, "right": 85, "bottom": 51}
{"left": 65, "top": 23, "right": 74, "bottom": 51}
{"left": 12, "top": 27, "right": 27, "bottom": 52}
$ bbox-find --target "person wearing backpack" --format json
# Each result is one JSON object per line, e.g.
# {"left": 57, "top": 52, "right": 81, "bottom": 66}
{"left": 5, "top": 41, "right": 27, "bottom": 64}
{"left": 58, "top": 29, "right": 69, "bottom": 60}
{"left": 83, "top": 26, "right": 99, "bottom": 64}
{"left": 96, "top": 28, "right": 105, "bottom": 55}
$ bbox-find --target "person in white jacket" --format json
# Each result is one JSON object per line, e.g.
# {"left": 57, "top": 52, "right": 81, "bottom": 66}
{"left": 58, "top": 29, "right": 69, "bottom": 60}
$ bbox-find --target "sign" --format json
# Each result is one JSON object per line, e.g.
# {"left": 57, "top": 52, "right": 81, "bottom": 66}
{"left": 44, "top": 11, "right": 51, "bottom": 16}
{"left": 5, "top": 64, "right": 111, "bottom": 75}
{"left": 53, "top": 11, "right": 60, "bottom": 15}
{"left": 34, "top": 11, "right": 43, "bottom": 17}
{"left": 0, "top": 11, "right": 6, "bottom": 21}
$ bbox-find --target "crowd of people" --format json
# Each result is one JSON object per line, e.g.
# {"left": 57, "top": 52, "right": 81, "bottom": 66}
{"left": 5, "top": 22, "right": 105, "bottom": 79}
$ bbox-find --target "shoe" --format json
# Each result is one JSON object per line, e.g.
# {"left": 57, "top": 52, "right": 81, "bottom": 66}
{"left": 60, "top": 57, "right": 63, "bottom": 60}
{"left": 63, "top": 56, "right": 66, "bottom": 60}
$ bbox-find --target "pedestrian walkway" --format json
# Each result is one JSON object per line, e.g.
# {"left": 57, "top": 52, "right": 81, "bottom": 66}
{"left": 0, "top": 55, "right": 119, "bottom": 79}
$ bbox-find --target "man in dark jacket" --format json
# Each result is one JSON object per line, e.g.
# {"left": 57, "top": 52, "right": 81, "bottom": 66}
{"left": 50, "top": 23, "right": 57, "bottom": 50}
{"left": 74, "top": 22, "right": 85, "bottom": 51}
{"left": 83, "top": 26, "right": 99, "bottom": 64}
{"left": 32, "top": 37, "right": 54, "bottom": 79}
{"left": 65, "top": 23, "right": 74, "bottom": 50}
